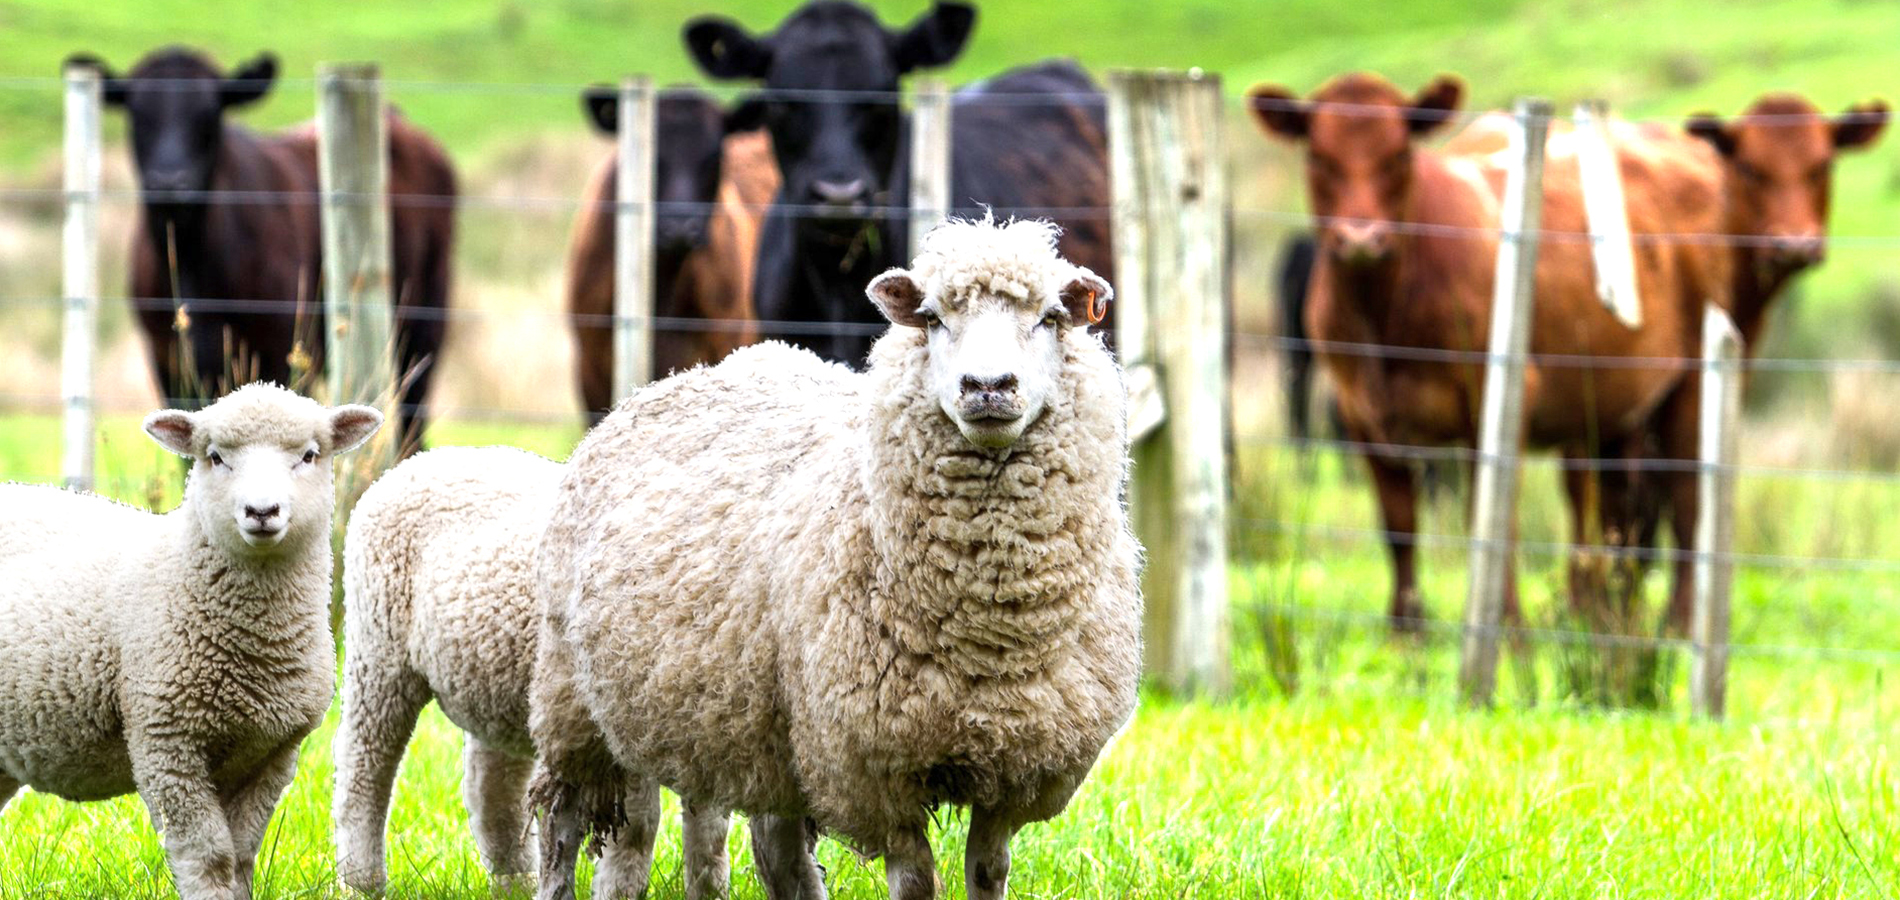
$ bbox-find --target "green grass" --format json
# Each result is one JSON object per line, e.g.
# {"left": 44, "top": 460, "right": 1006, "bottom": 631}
{"left": 3, "top": 415, "right": 1898, "bottom": 897}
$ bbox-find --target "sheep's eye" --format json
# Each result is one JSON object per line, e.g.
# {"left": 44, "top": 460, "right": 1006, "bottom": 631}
{"left": 207, "top": 450, "right": 225, "bottom": 467}
{"left": 1041, "top": 310, "right": 1064, "bottom": 329}
{"left": 918, "top": 309, "right": 943, "bottom": 330}
{"left": 302, "top": 449, "right": 319, "bottom": 465}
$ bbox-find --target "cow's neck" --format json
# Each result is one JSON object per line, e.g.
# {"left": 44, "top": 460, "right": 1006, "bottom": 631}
{"left": 1319, "top": 253, "right": 1405, "bottom": 337}
{"left": 1728, "top": 248, "right": 1800, "bottom": 356}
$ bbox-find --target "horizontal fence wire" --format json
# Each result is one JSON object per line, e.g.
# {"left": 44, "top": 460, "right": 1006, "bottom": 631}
{"left": 1241, "top": 601, "right": 1900, "bottom": 665}
{"left": 1243, "top": 516, "right": 1900, "bottom": 575}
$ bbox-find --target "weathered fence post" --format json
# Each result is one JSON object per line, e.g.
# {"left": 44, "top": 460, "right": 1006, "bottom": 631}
{"left": 1692, "top": 307, "right": 1742, "bottom": 719}
{"left": 908, "top": 78, "right": 951, "bottom": 253}
{"left": 60, "top": 64, "right": 102, "bottom": 492}
{"left": 317, "top": 63, "right": 397, "bottom": 476}
{"left": 612, "top": 76, "right": 657, "bottom": 400}
{"left": 1572, "top": 99, "right": 1642, "bottom": 328}
{"left": 1459, "top": 97, "right": 1551, "bottom": 708}
{"left": 1107, "top": 69, "right": 1230, "bottom": 695}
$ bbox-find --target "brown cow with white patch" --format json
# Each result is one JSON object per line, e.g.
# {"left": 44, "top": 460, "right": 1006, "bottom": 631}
{"left": 1247, "top": 72, "right": 1726, "bottom": 629}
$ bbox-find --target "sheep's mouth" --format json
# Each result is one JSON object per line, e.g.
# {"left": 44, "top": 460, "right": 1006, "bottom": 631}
{"left": 239, "top": 524, "right": 287, "bottom": 547}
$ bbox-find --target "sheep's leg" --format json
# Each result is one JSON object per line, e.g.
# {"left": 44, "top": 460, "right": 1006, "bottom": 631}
{"left": 0, "top": 773, "right": 17, "bottom": 814}
{"left": 332, "top": 661, "right": 431, "bottom": 894}
{"left": 462, "top": 739, "right": 535, "bottom": 888}
{"left": 883, "top": 826, "right": 938, "bottom": 900}
{"left": 590, "top": 780, "right": 661, "bottom": 900}
{"left": 221, "top": 741, "right": 302, "bottom": 900}
{"left": 133, "top": 745, "right": 239, "bottom": 900}
{"left": 963, "top": 806, "right": 1016, "bottom": 900}
{"left": 680, "top": 800, "right": 732, "bottom": 900}
{"left": 531, "top": 766, "right": 585, "bottom": 900}
{"left": 748, "top": 814, "right": 826, "bottom": 900}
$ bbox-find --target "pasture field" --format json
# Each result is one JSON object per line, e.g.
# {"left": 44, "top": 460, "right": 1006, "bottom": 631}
{"left": 1, "top": 416, "right": 1897, "bottom": 898}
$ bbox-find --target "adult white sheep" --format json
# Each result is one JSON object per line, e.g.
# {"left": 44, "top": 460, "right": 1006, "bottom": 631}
{"left": 333, "top": 444, "right": 731, "bottom": 899}
{"left": 531, "top": 217, "right": 1142, "bottom": 900}
{"left": 0, "top": 383, "right": 381, "bottom": 900}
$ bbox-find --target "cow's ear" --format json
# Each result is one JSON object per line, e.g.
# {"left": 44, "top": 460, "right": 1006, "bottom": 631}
{"left": 581, "top": 85, "right": 617, "bottom": 135}
{"left": 1247, "top": 85, "right": 1308, "bottom": 140}
{"left": 1685, "top": 113, "right": 1736, "bottom": 157}
{"left": 1058, "top": 268, "right": 1112, "bottom": 328}
{"left": 892, "top": 1, "right": 976, "bottom": 74}
{"left": 1409, "top": 74, "right": 1464, "bottom": 136}
{"left": 867, "top": 268, "right": 929, "bottom": 328}
{"left": 684, "top": 17, "right": 773, "bottom": 80}
{"left": 724, "top": 94, "right": 768, "bottom": 134}
{"left": 1834, "top": 99, "right": 1890, "bottom": 151}
{"left": 64, "top": 53, "right": 126, "bottom": 107}
{"left": 222, "top": 52, "right": 277, "bottom": 108}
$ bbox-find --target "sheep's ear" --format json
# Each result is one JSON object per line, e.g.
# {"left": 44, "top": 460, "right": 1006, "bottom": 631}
{"left": 143, "top": 410, "right": 198, "bottom": 457}
{"left": 1247, "top": 85, "right": 1308, "bottom": 140}
{"left": 867, "top": 269, "right": 929, "bottom": 328}
{"left": 328, "top": 405, "right": 385, "bottom": 455}
{"left": 1834, "top": 99, "right": 1889, "bottom": 151}
{"left": 222, "top": 52, "right": 278, "bottom": 108}
{"left": 1058, "top": 269, "right": 1112, "bottom": 327}
{"left": 1686, "top": 113, "right": 1736, "bottom": 157}
{"left": 581, "top": 85, "right": 617, "bottom": 134}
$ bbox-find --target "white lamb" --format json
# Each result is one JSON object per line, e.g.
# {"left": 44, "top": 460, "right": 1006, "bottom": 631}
{"left": 332, "top": 444, "right": 731, "bottom": 899}
{"left": 530, "top": 218, "right": 1143, "bottom": 900}
{"left": 0, "top": 383, "right": 381, "bottom": 900}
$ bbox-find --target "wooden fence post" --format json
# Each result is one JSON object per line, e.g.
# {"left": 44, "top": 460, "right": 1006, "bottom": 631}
{"left": 317, "top": 63, "right": 397, "bottom": 475}
{"left": 908, "top": 78, "right": 952, "bottom": 254}
{"left": 1107, "top": 69, "right": 1230, "bottom": 695}
{"left": 1692, "top": 307, "right": 1742, "bottom": 719}
{"left": 60, "top": 64, "right": 102, "bottom": 493}
{"left": 612, "top": 76, "right": 657, "bottom": 400}
{"left": 1459, "top": 97, "right": 1551, "bottom": 708}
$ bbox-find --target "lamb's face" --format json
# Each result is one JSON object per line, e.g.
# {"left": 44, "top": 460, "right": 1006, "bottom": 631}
{"left": 869, "top": 261, "right": 1112, "bottom": 451}
{"left": 143, "top": 384, "right": 383, "bottom": 556}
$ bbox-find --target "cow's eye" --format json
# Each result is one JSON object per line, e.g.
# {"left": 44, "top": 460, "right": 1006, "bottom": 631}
{"left": 302, "top": 449, "right": 319, "bottom": 465}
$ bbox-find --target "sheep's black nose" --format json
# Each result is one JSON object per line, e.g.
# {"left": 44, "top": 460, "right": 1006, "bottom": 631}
{"left": 245, "top": 504, "right": 281, "bottom": 522}
{"left": 961, "top": 373, "right": 1018, "bottom": 395}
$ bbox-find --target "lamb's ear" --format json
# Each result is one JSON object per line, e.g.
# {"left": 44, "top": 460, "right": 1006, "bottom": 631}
{"left": 328, "top": 405, "right": 385, "bottom": 455}
{"left": 684, "top": 17, "right": 774, "bottom": 80}
{"left": 867, "top": 269, "right": 929, "bottom": 328}
{"left": 1834, "top": 99, "right": 1889, "bottom": 151}
{"left": 1686, "top": 113, "right": 1736, "bottom": 157}
{"left": 581, "top": 84, "right": 617, "bottom": 134}
{"left": 143, "top": 410, "right": 198, "bottom": 458}
{"left": 1058, "top": 269, "right": 1112, "bottom": 327}
{"left": 64, "top": 53, "right": 127, "bottom": 107}
{"left": 1247, "top": 85, "right": 1308, "bottom": 140}
{"left": 222, "top": 52, "right": 277, "bottom": 108}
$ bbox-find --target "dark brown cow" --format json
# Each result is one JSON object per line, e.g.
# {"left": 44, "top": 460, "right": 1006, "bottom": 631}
{"left": 66, "top": 47, "right": 455, "bottom": 455}
{"left": 1247, "top": 72, "right": 1726, "bottom": 629}
{"left": 566, "top": 89, "right": 779, "bottom": 422}
{"left": 1688, "top": 93, "right": 1889, "bottom": 352}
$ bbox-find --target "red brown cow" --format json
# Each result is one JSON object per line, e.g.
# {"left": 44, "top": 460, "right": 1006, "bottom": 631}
{"left": 1687, "top": 93, "right": 1889, "bottom": 352}
{"left": 1247, "top": 72, "right": 1726, "bottom": 630}
{"left": 66, "top": 47, "right": 455, "bottom": 456}
{"left": 567, "top": 90, "right": 779, "bottom": 421}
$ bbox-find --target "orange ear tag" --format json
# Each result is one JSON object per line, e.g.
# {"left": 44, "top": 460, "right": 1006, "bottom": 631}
{"left": 1085, "top": 289, "right": 1107, "bottom": 324}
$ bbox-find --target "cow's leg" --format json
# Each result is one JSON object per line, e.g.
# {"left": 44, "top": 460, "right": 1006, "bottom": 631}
{"left": 332, "top": 656, "right": 431, "bottom": 895}
{"left": 748, "top": 814, "right": 826, "bottom": 900}
{"left": 680, "top": 800, "right": 732, "bottom": 900}
{"left": 591, "top": 780, "right": 661, "bottom": 900}
{"left": 462, "top": 739, "right": 535, "bottom": 888}
{"left": 1362, "top": 444, "right": 1424, "bottom": 629}
{"left": 1638, "top": 382, "right": 1702, "bottom": 635}
{"left": 1562, "top": 458, "right": 1609, "bottom": 621}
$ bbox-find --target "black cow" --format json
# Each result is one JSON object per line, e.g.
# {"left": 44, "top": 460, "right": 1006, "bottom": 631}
{"left": 1277, "top": 232, "right": 1318, "bottom": 439}
{"left": 65, "top": 46, "right": 456, "bottom": 454}
{"left": 684, "top": 1, "right": 1113, "bottom": 367}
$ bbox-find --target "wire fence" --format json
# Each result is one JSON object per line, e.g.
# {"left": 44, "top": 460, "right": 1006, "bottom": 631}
{"left": 1, "top": 73, "right": 1896, "bottom": 706}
